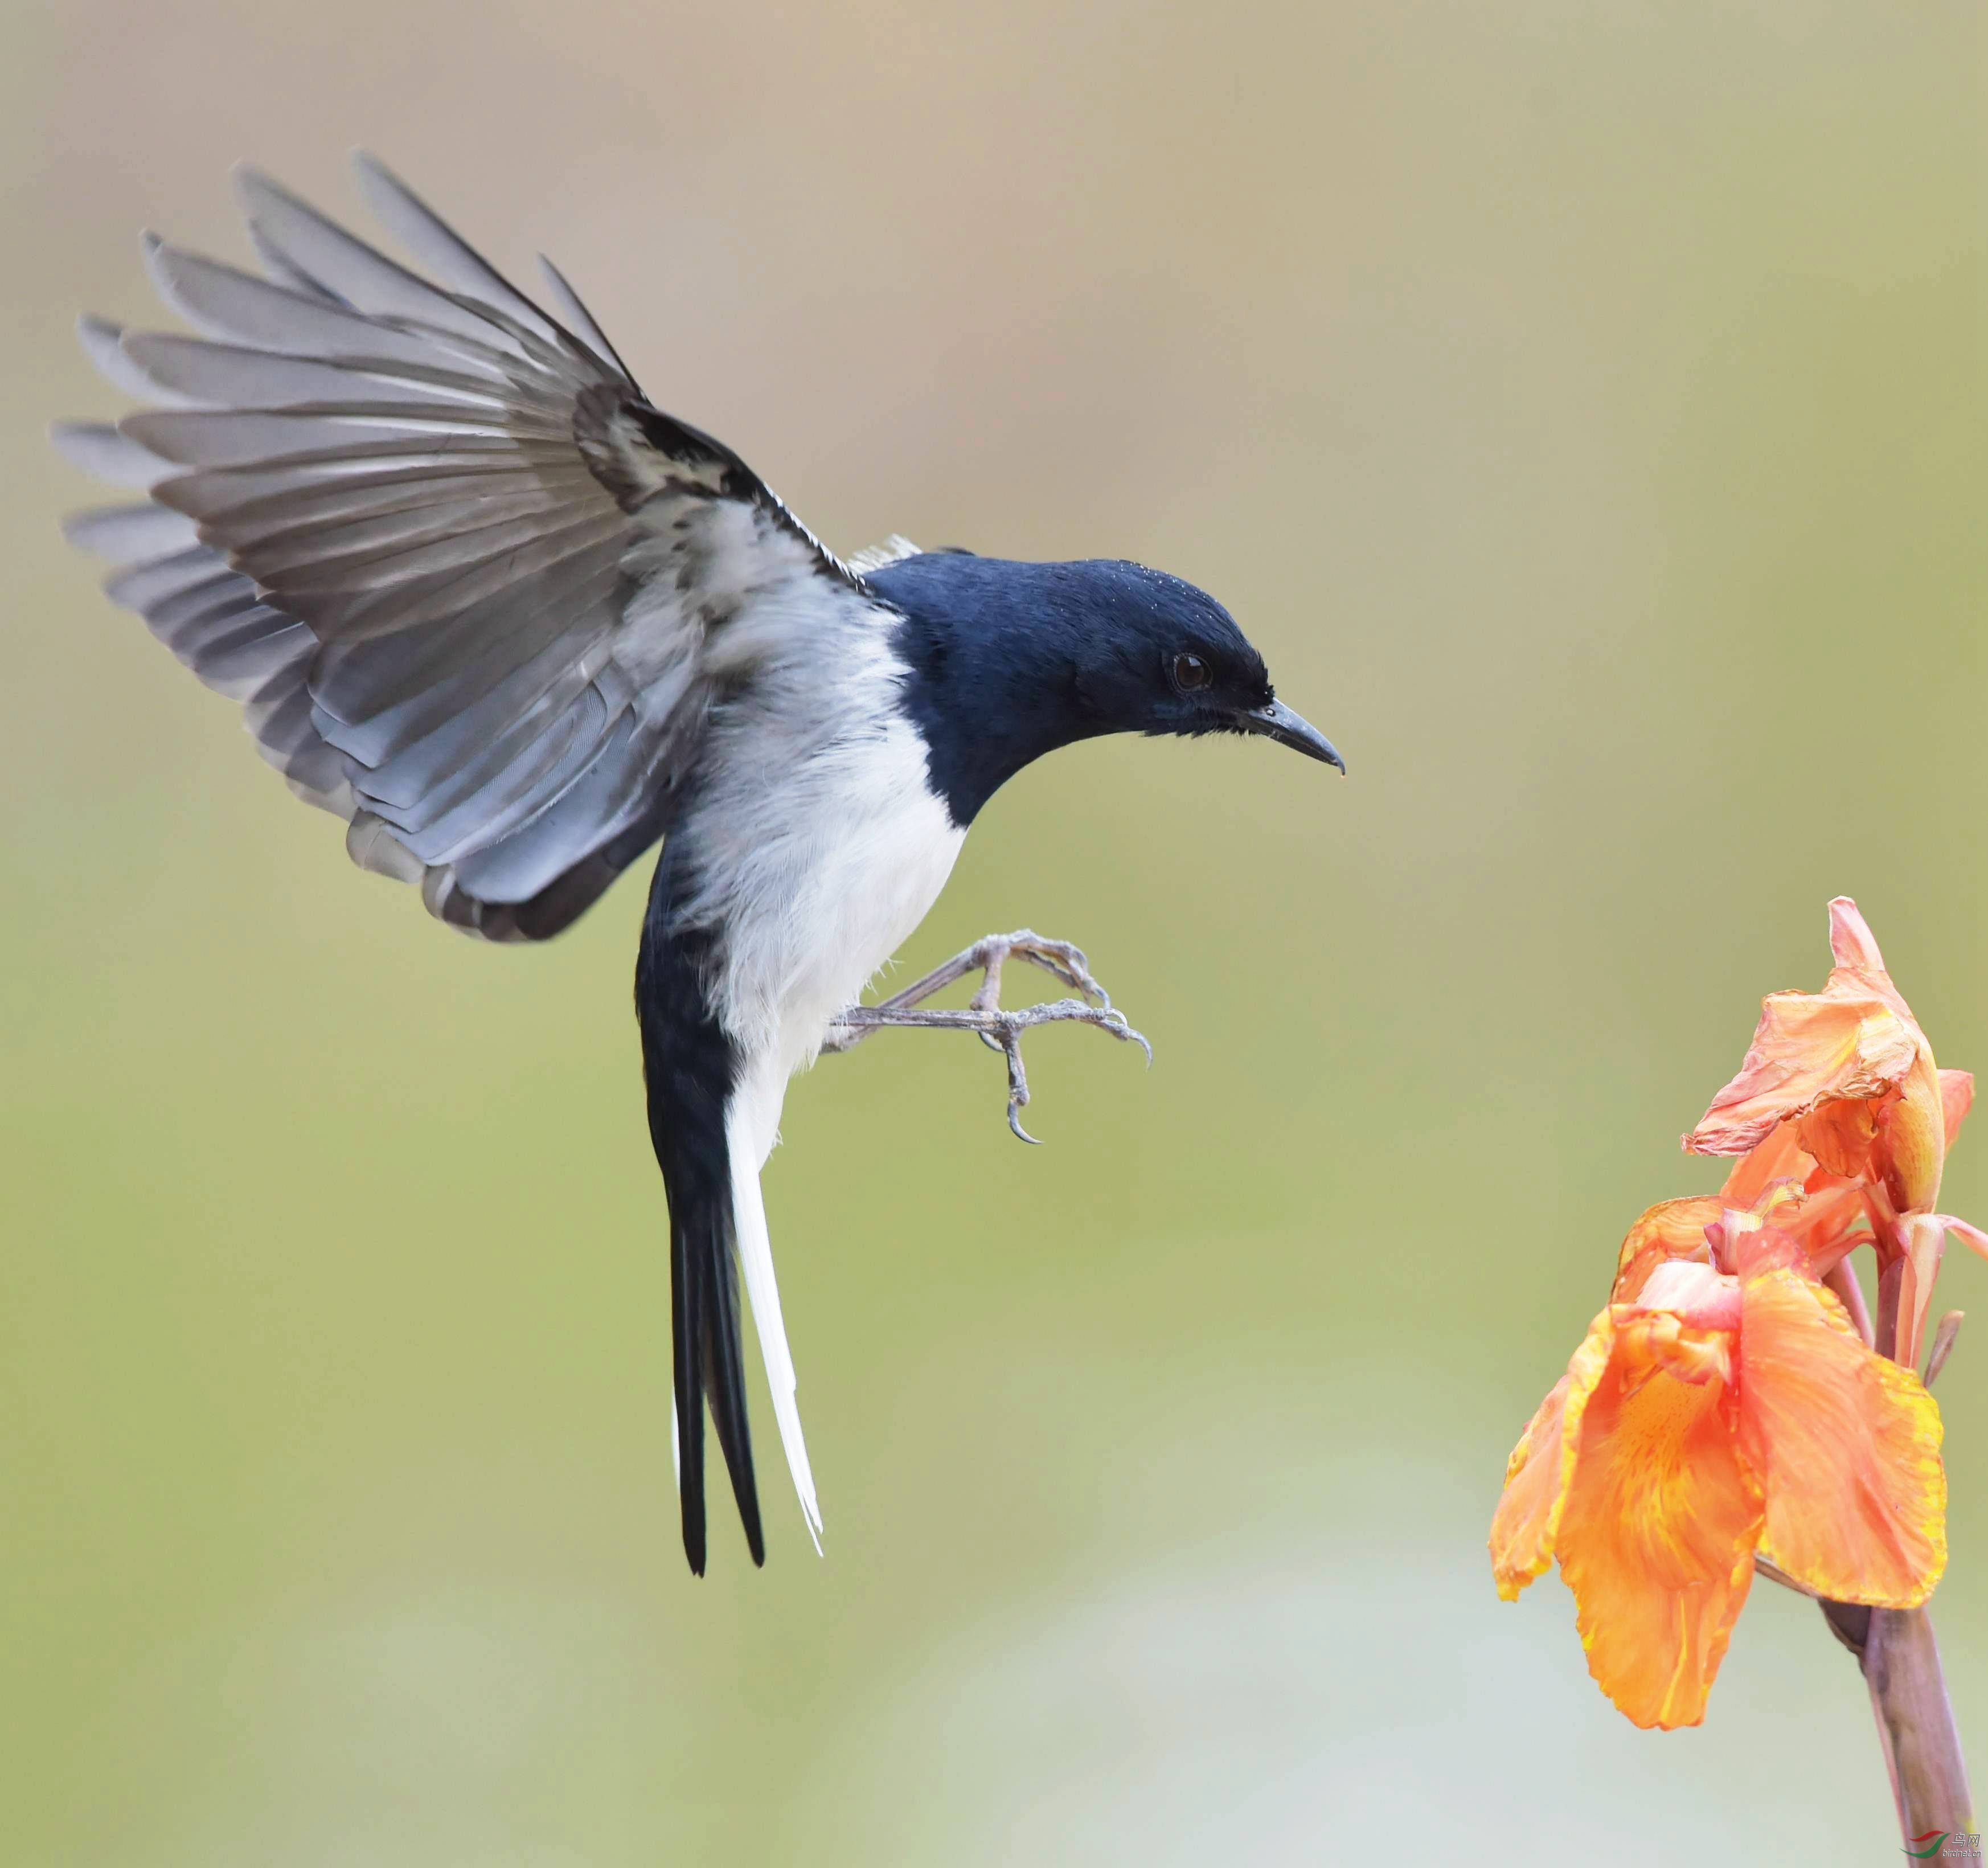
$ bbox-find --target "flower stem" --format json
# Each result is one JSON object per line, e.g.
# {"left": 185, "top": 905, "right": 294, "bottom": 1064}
{"left": 1855, "top": 1607, "right": 1975, "bottom": 1841}
{"left": 1819, "top": 1299, "right": 1974, "bottom": 1846}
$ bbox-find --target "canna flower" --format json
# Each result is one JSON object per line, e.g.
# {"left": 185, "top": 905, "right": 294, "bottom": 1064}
{"left": 1492, "top": 900, "right": 1977, "bottom": 1730}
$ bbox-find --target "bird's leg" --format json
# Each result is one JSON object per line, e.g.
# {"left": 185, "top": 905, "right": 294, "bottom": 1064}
{"left": 824, "top": 931, "right": 1151, "bottom": 1144}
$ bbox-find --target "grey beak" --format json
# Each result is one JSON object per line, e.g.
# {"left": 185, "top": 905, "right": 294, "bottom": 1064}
{"left": 1239, "top": 699, "right": 1346, "bottom": 772}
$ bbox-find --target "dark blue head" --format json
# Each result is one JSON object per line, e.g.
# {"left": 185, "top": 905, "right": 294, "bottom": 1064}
{"left": 869, "top": 553, "right": 1342, "bottom": 825}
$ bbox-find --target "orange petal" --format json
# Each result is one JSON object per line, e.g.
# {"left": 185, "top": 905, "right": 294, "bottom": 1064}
{"left": 1490, "top": 1312, "right": 1616, "bottom": 1600}
{"left": 1555, "top": 1312, "right": 1763, "bottom": 1730}
{"left": 1828, "top": 896, "right": 1889, "bottom": 976}
{"left": 1892, "top": 1211, "right": 1950, "bottom": 1373}
{"left": 1719, "top": 1124, "right": 1818, "bottom": 1209}
{"left": 1883, "top": 1054, "right": 1950, "bottom": 1214}
{"left": 1611, "top": 1197, "right": 1723, "bottom": 1304}
{"left": 1940, "top": 1070, "right": 1974, "bottom": 1147}
{"left": 1772, "top": 1182, "right": 1870, "bottom": 1279}
{"left": 1734, "top": 1263, "right": 1945, "bottom": 1607}
{"left": 1688, "top": 980, "right": 1919, "bottom": 1158}
{"left": 1796, "top": 1092, "right": 1886, "bottom": 1182}
{"left": 1632, "top": 1259, "right": 1742, "bottom": 1329}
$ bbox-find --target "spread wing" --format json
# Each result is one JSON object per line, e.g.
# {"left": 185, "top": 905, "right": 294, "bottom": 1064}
{"left": 56, "top": 156, "right": 860, "bottom": 941}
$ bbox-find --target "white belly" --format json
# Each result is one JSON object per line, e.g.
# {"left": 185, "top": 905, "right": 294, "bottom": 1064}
{"left": 691, "top": 707, "right": 966, "bottom": 1166}
{"left": 758, "top": 735, "right": 965, "bottom": 1090}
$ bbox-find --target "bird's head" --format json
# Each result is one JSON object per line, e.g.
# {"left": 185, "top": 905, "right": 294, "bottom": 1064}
{"left": 1050, "top": 560, "right": 1344, "bottom": 771}
{"left": 875, "top": 552, "right": 1342, "bottom": 824}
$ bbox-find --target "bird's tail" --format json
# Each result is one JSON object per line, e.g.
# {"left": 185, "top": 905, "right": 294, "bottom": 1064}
{"left": 659, "top": 1104, "right": 824, "bottom": 1571}
{"left": 723, "top": 1096, "right": 823, "bottom": 1554}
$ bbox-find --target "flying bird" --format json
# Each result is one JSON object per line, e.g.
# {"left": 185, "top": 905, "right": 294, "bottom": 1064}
{"left": 55, "top": 158, "right": 1343, "bottom": 1574}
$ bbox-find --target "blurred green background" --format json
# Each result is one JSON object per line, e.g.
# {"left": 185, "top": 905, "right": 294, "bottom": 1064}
{"left": 4, "top": 1, "right": 1984, "bottom": 1860}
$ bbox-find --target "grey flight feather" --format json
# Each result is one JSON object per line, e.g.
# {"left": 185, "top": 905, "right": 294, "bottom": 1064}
{"left": 56, "top": 155, "right": 866, "bottom": 942}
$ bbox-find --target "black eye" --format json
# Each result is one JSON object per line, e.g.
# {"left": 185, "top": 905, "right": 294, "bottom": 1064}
{"left": 1172, "top": 652, "right": 1212, "bottom": 692}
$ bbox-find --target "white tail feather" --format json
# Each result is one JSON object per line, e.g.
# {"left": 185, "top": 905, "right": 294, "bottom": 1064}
{"left": 725, "top": 1101, "right": 823, "bottom": 1551}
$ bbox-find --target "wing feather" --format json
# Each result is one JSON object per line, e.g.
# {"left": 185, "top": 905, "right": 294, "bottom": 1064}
{"left": 62, "top": 501, "right": 201, "bottom": 563}
{"left": 536, "top": 255, "right": 635, "bottom": 381}
{"left": 50, "top": 420, "right": 170, "bottom": 487}
{"left": 79, "top": 317, "right": 193, "bottom": 405}
{"left": 350, "top": 153, "right": 567, "bottom": 347}
{"left": 120, "top": 331, "right": 515, "bottom": 411}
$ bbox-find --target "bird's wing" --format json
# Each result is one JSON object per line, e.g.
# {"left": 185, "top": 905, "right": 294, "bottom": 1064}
{"left": 56, "top": 156, "right": 862, "bottom": 941}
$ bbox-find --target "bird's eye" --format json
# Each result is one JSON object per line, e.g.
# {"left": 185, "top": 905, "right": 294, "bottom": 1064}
{"left": 1172, "top": 652, "right": 1212, "bottom": 692}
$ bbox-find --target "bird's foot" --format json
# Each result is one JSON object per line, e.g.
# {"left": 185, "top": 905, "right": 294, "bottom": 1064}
{"left": 825, "top": 930, "right": 1151, "bottom": 1144}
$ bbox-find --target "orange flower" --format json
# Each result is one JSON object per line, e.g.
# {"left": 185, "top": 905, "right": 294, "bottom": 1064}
{"left": 1491, "top": 1216, "right": 1945, "bottom": 1728}
{"left": 1494, "top": 900, "right": 1983, "bottom": 1732}
{"left": 1492, "top": 900, "right": 1988, "bottom": 1729}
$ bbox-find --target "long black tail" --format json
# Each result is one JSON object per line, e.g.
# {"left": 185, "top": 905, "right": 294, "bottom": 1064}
{"left": 635, "top": 860, "right": 765, "bottom": 1574}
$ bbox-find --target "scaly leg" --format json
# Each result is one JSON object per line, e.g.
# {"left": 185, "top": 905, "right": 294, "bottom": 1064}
{"left": 825, "top": 930, "right": 1151, "bottom": 1144}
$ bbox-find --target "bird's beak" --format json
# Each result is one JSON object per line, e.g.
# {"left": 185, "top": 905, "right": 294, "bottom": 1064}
{"left": 1238, "top": 699, "right": 1346, "bottom": 772}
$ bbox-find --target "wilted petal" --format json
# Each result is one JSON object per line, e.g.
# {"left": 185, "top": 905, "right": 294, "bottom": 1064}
{"left": 1688, "top": 981, "right": 1919, "bottom": 1158}
{"left": 1826, "top": 898, "right": 1920, "bottom": 1030}
{"left": 1735, "top": 1263, "right": 1945, "bottom": 1608}
{"left": 1828, "top": 896, "right": 1889, "bottom": 977}
{"left": 1790, "top": 1058, "right": 1945, "bottom": 1215}
{"left": 1795, "top": 1091, "right": 1887, "bottom": 1182}
{"left": 1490, "top": 1312, "right": 1616, "bottom": 1600}
{"left": 1555, "top": 1312, "right": 1763, "bottom": 1730}
{"left": 1611, "top": 1197, "right": 1722, "bottom": 1304}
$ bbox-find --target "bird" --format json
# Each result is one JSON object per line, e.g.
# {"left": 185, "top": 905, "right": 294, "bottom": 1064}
{"left": 54, "top": 156, "right": 1344, "bottom": 1575}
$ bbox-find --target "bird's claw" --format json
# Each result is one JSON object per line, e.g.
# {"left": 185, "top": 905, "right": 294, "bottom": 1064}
{"left": 827, "top": 930, "right": 1150, "bottom": 1141}
{"left": 966, "top": 931, "right": 1111, "bottom": 1015}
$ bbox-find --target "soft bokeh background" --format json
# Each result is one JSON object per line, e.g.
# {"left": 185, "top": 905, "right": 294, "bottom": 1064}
{"left": 4, "top": 1, "right": 1983, "bottom": 1859}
